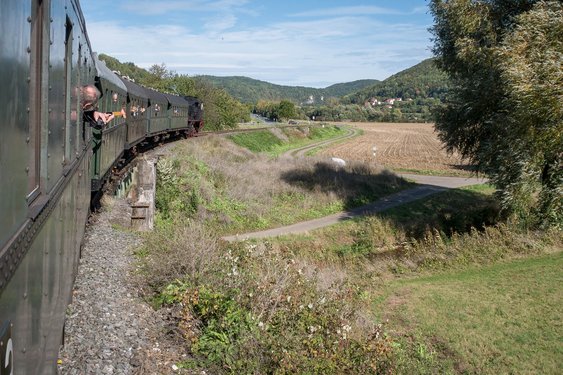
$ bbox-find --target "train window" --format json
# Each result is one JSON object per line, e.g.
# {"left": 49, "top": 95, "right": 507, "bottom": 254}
{"left": 27, "top": 0, "right": 47, "bottom": 202}
{"left": 64, "top": 16, "right": 73, "bottom": 163}
{"left": 78, "top": 43, "right": 85, "bottom": 144}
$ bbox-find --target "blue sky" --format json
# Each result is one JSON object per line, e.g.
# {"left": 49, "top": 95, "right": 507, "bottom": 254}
{"left": 80, "top": 0, "right": 434, "bottom": 88}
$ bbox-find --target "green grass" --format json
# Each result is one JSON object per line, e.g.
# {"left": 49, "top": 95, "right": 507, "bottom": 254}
{"left": 228, "top": 130, "right": 284, "bottom": 152}
{"left": 381, "top": 251, "right": 563, "bottom": 374}
{"left": 228, "top": 125, "right": 348, "bottom": 157}
{"left": 264, "top": 185, "right": 561, "bottom": 374}
{"left": 378, "top": 184, "right": 500, "bottom": 238}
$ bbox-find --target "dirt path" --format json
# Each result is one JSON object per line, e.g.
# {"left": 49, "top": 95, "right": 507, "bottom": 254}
{"left": 223, "top": 129, "right": 487, "bottom": 241}
{"left": 222, "top": 174, "right": 486, "bottom": 241}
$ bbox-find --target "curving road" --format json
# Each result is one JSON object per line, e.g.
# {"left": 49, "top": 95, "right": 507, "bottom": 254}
{"left": 223, "top": 128, "right": 488, "bottom": 242}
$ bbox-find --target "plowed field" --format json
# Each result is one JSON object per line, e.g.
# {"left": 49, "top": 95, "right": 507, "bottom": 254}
{"left": 319, "top": 122, "right": 472, "bottom": 175}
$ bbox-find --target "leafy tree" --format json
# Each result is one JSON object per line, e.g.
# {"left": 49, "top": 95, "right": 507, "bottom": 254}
{"left": 277, "top": 100, "right": 296, "bottom": 120}
{"left": 430, "top": 0, "right": 562, "bottom": 228}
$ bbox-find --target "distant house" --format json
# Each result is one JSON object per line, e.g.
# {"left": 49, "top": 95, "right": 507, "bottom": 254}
{"left": 367, "top": 97, "right": 382, "bottom": 106}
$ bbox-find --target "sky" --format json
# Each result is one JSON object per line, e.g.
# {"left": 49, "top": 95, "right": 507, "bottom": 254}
{"left": 80, "top": 0, "right": 435, "bottom": 88}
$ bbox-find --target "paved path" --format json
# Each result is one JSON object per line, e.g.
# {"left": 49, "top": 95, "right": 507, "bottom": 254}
{"left": 222, "top": 174, "right": 487, "bottom": 242}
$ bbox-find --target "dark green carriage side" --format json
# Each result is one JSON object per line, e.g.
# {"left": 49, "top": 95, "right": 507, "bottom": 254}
{"left": 145, "top": 87, "right": 169, "bottom": 135}
{"left": 0, "top": 0, "right": 94, "bottom": 373}
{"left": 120, "top": 77, "right": 149, "bottom": 148}
{"left": 91, "top": 54, "right": 128, "bottom": 191}
{"left": 164, "top": 93, "right": 190, "bottom": 130}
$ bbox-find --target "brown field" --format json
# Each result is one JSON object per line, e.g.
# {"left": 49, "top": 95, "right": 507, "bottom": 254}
{"left": 319, "top": 122, "right": 472, "bottom": 175}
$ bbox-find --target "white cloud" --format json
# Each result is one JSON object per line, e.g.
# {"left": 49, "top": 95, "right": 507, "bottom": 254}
{"left": 204, "top": 14, "right": 238, "bottom": 34}
{"left": 87, "top": 5, "right": 433, "bottom": 88}
{"left": 290, "top": 6, "right": 401, "bottom": 18}
{"left": 117, "top": 0, "right": 251, "bottom": 15}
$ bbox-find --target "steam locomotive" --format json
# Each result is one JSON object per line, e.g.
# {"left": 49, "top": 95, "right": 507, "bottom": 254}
{"left": 0, "top": 1, "right": 203, "bottom": 373}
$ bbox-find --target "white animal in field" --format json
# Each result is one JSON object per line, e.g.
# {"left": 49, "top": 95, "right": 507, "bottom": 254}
{"left": 331, "top": 157, "right": 346, "bottom": 166}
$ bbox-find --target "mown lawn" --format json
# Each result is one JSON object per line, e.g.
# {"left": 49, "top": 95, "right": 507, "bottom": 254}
{"left": 380, "top": 251, "right": 562, "bottom": 374}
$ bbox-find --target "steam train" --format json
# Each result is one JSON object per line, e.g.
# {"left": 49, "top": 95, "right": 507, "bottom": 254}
{"left": 0, "top": 1, "right": 203, "bottom": 373}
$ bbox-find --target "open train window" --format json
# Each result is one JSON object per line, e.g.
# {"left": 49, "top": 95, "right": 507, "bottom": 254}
{"left": 78, "top": 43, "right": 85, "bottom": 143}
{"left": 27, "top": 0, "right": 48, "bottom": 203}
{"left": 64, "top": 16, "right": 73, "bottom": 163}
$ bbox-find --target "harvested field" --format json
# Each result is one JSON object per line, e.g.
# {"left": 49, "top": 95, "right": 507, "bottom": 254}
{"left": 318, "top": 122, "right": 473, "bottom": 175}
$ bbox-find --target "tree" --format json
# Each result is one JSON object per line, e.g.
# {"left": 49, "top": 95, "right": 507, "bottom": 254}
{"left": 277, "top": 100, "right": 296, "bottom": 120}
{"left": 430, "top": 0, "right": 562, "bottom": 228}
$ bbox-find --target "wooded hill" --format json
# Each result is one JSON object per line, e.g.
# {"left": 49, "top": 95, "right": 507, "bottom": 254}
{"left": 200, "top": 58, "right": 449, "bottom": 105}
{"left": 344, "top": 58, "right": 451, "bottom": 104}
{"left": 198, "top": 76, "right": 379, "bottom": 104}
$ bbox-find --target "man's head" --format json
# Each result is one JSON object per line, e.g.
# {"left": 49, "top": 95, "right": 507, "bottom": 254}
{"left": 81, "top": 85, "right": 100, "bottom": 111}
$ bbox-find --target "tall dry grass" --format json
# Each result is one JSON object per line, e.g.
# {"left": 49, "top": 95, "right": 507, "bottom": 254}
{"left": 171, "top": 135, "right": 410, "bottom": 227}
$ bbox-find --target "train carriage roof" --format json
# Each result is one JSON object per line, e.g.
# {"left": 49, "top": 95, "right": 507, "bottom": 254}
{"left": 144, "top": 87, "right": 169, "bottom": 107}
{"left": 93, "top": 53, "right": 127, "bottom": 93}
{"left": 119, "top": 76, "right": 149, "bottom": 100}
{"left": 164, "top": 93, "right": 190, "bottom": 107}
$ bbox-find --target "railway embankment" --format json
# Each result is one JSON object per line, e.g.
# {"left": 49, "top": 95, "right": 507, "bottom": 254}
{"left": 58, "top": 126, "right": 559, "bottom": 374}
{"left": 57, "top": 198, "right": 184, "bottom": 374}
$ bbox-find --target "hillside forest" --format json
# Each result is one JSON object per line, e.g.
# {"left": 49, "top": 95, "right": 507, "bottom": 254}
{"left": 203, "top": 58, "right": 451, "bottom": 123}
{"left": 99, "top": 54, "right": 450, "bottom": 126}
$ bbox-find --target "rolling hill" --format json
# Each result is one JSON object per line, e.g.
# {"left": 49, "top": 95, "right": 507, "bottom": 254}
{"left": 198, "top": 76, "right": 379, "bottom": 104}
{"left": 345, "top": 58, "right": 450, "bottom": 104}
{"left": 200, "top": 58, "right": 449, "bottom": 106}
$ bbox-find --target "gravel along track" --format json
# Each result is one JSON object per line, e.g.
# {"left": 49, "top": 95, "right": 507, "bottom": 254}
{"left": 57, "top": 197, "right": 187, "bottom": 375}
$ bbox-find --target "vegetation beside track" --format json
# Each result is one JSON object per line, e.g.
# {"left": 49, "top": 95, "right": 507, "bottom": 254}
{"left": 137, "top": 130, "right": 561, "bottom": 374}
{"left": 227, "top": 124, "right": 349, "bottom": 156}
{"left": 154, "top": 130, "right": 412, "bottom": 234}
